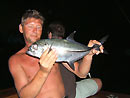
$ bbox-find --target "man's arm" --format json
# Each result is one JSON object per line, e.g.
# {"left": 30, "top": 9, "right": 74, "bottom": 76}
{"left": 9, "top": 49, "right": 57, "bottom": 98}
{"left": 77, "top": 40, "right": 104, "bottom": 77}
{"left": 63, "top": 40, "right": 104, "bottom": 78}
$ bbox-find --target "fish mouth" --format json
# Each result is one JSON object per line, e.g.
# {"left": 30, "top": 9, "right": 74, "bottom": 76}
{"left": 26, "top": 50, "right": 40, "bottom": 58}
{"left": 26, "top": 51, "right": 33, "bottom": 56}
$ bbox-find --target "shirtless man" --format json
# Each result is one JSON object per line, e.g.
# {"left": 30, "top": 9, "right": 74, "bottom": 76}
{"left": 9, "top": 10, "right": 103, "bottom": 98}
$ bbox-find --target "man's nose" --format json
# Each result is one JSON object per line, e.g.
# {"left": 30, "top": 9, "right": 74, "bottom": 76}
{"left": 33, "top": 27, "right": 37, "bottom": 33}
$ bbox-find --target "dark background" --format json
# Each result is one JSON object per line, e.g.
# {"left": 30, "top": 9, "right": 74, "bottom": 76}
{"left": 1, "top": 0, "right": 130, "bottom": 95}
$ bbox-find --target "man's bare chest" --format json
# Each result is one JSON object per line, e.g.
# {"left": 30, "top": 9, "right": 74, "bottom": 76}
{"left": 21, "top": 58, "right": 40, "bottom": 81}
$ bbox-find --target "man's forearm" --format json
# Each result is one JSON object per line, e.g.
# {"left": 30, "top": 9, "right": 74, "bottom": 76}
{"left": 78, "top": 55, "right": 93, "bottom": 77}
{"left": 19, "top": 68, "right": 50, "bottom": 98}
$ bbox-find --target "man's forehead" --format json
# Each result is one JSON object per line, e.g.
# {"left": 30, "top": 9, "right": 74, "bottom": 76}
{"left": 25, "top": 18, "right": 42, "bottom": 25}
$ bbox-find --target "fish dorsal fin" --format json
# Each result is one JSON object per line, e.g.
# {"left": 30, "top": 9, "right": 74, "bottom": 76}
{"left": 66, "top": 31, "right": 76, "bottom": 42}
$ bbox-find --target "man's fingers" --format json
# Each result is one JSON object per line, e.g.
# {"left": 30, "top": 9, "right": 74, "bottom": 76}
{"left": 88, "top": 40, "right": 101, "bottom": 47}
{"left": 99, "top": 45, "right": 104, "bottom": 53}
{"left": 39, "top": 48, "right": 58, "bottom": 69}
{"left": 40, "top": 48, "right": 49, "bottom": 59}
{"left": 47, "top": 49, "right": 58, "bottom": 64}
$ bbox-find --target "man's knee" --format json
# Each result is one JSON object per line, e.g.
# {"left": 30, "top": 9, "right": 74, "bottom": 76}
{"left": 92, "top": 78, "right": 102, "bottom": 92}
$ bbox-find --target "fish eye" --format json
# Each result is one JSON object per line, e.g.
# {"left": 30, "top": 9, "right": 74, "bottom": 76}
{"left": 44, "top": 43, "right": 48, "bottom": 45}
{"left": 33, "top": 44, "right": 38, "bottom": 49}
{"left": 31, "top": 44, "right": 38, "bottom": 52}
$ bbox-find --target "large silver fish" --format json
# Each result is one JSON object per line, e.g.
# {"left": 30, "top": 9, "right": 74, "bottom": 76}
{"left": 26, "top": 32, "right": 108, "bottom": 70}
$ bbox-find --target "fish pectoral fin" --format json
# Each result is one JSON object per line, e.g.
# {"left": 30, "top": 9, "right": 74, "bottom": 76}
{"left": 68, "top": 61, "right": 75, "bottom": 70}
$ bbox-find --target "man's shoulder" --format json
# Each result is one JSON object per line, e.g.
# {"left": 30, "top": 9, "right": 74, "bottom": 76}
{"left": 9, "top": 51, "right": 23, "bottom": 61}
{"left": 8, "top": 51, "right": 27, "bottom": 76}
{"left": 8, "top": 51, "right": 25, "bottom": 67}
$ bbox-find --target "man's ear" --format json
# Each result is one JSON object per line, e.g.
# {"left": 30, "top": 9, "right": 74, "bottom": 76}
{"left": 19, "top": 24, "right": 23, "bottom": 33}
{"left": 48, "top": 32, "right": 52, "bottom": 39}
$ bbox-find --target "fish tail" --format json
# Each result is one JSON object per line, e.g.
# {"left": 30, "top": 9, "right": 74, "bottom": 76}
{"left": 93, "top": 35, "right": 109, "bottom": 54}
{"left": 99, "top": 35, "right": 109, "bottom": 44}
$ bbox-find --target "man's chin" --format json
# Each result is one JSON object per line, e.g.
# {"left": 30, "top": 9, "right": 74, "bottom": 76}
{"left": 28, "top": 39, "right": 39, "bottom": 44}
{"left": 31, "top": 37, "right": 40, "bottom": 42}
{"left": 32, "top": 39, "right": 39, "bottom": 43}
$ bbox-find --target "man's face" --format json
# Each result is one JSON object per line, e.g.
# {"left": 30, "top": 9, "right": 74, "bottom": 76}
{"left": 21, "top": 18, "right": 43, "bottom": 44}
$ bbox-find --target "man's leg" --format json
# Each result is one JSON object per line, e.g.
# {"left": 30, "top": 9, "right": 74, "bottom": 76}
{"left": 75, "top": 78, "right": 102, "bottom": 98}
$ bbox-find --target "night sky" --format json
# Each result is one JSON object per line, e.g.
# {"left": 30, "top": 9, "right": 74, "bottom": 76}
{"left": 1, "top": 0, "right": 130, "bottom": 95}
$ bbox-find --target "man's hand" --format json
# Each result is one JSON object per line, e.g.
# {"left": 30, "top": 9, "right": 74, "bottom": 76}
{"left": 87, "top": 40, "right": 104, "bottom": 56}
{"left": 39, "top": 48, "right": 58, "bottom": 71}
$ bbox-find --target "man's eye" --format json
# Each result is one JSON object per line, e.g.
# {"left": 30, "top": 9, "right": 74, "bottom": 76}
{"left": 37, "top": 26, "right": 42, "bottom": 30}
{"left": 28, "top": 25, "right": 33, "bottom": 28}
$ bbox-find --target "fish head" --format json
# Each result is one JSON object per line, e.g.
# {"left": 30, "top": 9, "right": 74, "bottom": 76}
{"left": 26, "top": 41, "right": 49, "bottom": 58}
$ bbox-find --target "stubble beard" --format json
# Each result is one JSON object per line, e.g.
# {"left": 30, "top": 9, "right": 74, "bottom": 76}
{"left": 28, "top": 37, "right": 40, "bottom": 44}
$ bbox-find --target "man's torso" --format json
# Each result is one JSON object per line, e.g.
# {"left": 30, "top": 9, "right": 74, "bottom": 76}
{"left": 15, "top": 50, "right": 65, "bottom": 98}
